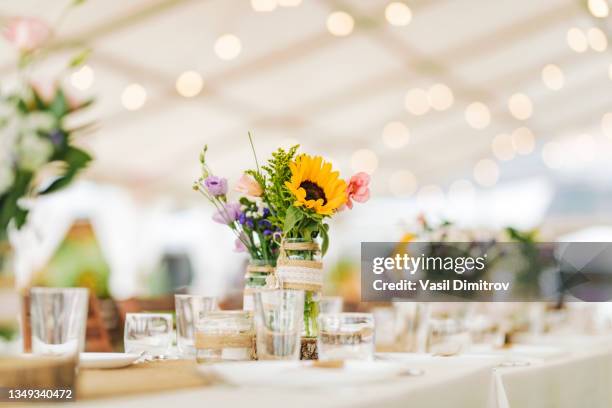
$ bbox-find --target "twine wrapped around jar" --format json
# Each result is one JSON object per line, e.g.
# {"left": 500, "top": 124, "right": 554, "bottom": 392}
{"left": 243, "top": 263, "right": 277, "bottom": 295}
{"left": 275, "top": 240, "right": 323, "bottom": 292}
{"left": 195, "top": 332, "right": 255, "bottom": 349}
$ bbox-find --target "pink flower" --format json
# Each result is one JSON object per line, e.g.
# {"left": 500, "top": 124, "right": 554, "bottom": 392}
{"left": 4, "top": 17, "right": 51, "bottom": 52}
{"left": 235, "top": 173, "right": 262, "bottom": 197}
{"left": 234, "top": 238, "right": 247, "bottom": 253}
{"left": 345, "top": 172, "right": 370, "bottom": 209}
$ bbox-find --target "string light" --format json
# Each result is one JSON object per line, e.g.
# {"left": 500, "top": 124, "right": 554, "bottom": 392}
{"left": 587, "top": 27, "right": 608, "bottom": 52}
{"left": 351, "top": 149, "right": 378, "bottom": 174}
{"left": 121, "top": 83, "right": 147, "bottom": 111}
{"left": 511, "top": 127, "right": 536, "bottom": 155}
{"left": 465, "top": 102, "right": 490, "bottom": 129}
{"left": 176, "top": 71, "right": 203, "bottom": 97}
{"left": 588, "top": 0, "right": 609, "bottom": 17}
{"left": 491, "top": 133, "right": 515, "bottom": 161}
{"left": 214, "top": 34, "right": 242, "bottom": 60}
{"left": 251, "top": 0, "right": 277, "bottom": 11}
{"left": 389, "top": 170, "right": 417, "bottom": 196}
{"left": 508, "top": 93, "right": 533, "bottom": 120}
{"left": 382, "top": 121, "right": 410, "bottom": 149}
{"left": 385, "top": 2, "right": 412, "bottom": 26}
{"left": 473, "top": 159, "right": 499, "bottom": 187}
{"left": 404, "top": 88, "right": 430, "bottom": 115}
{"left": 70, "top": 65, "right": 94, "bottom": 91}
{"left": 427, "top": 83, "right": 454, "bottom": 111}
{"left": 567, "top": 28, "right": 588, "bottom": 53}
{"left": 327, "top": 11, "right": 354, "bottom": 37}
{"left": 541, "top": 64, "right": 564, "bottom": 90}
{"left": 278, "top": 0, "right": 302, "bottom": 6}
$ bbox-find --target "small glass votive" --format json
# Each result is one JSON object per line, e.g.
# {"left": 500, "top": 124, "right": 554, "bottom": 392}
{"left": 254, "top": 289, "right": 304, "bottom": 361}
{"left": 30, "top": 287, "right": 89, "bottom": 357}
{"left": 124, "top": 313, "right": 173, "bottom": 358}
{"left": 195, "top": 311, "right": 255, "bottom": 363}
{"left": 319, "top": 296, "right": 343, "bottom": 314}
{"left": 426, "top": 317, "right": 471, "bottom": 356}
{"left": 175, "top": 295, "right": 218, "bottom": 358}
{"left": 318, "top": 313, "right": 375, "bottom": 361}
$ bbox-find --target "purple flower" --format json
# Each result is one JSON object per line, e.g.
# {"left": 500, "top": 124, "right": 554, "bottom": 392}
{"left": 212, "top": 202, "right": 241, "bottom": 224}
{"left": 246, "top": 219, "right": 254, "bottom": 229}
{"left": 263, "top": 229, "right": 272, "bottom": 236}
{"left": 259, "top": 219, "right": 271, "bottom": 229}
{"left": 49, "top": 130, "right": 64, "bottom": 146}
{"left": 238, "top": 212, "right": 247, "bottom": 225}
{"left": 204, "top": 176, "right": 228, "bottom": 196}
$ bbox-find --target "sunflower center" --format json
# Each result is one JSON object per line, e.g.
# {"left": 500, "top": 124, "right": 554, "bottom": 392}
{"left": 300, "top": 180, "right": 327, "bottom": 204}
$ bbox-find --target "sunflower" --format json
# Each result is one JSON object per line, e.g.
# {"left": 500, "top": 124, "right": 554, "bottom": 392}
{"left": 285, "top": 155, "right": 347, "bottom": 215}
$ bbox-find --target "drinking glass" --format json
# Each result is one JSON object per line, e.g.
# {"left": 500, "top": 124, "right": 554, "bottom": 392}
{"left": 318, "top": 313, "right": 375, "bottom": 361}
{"left": 319, "top": 296, "right": 343, "bottom": 314}
{"left": 124, "top": 313, "right": 173, "bottom": 358}
{"left": 426, "top": 317, "right": 471, "bottom": 356}
{"left": 393, "top": 302, "right": 430, "bottom": 353}
{"left": 30, "top": 287, "right": 89, "bottom": 357}
{"left": 175, "top": 295, "right": 218, "bottom": 357}
{"left": 254, "top": 289, "right": 304, "bottom": 360}
{"left": 195, "top": 311, "right": 255, "bottom": 363}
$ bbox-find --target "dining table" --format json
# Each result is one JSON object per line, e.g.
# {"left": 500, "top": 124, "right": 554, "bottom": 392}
{"left": 33, "top": 333, "right": 612, "bottom": 408}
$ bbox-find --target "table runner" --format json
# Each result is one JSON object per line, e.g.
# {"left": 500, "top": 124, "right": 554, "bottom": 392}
{"left": 77, "top": 360, "right": 211, "bottom": 400}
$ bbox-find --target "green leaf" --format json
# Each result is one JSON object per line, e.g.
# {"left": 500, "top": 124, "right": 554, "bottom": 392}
{"left": 68, "top": 48, "right": 92, "bottom": 68}
{"left": 0, "top": 170, "right": 33, "bottom": 232}
{"left": 49, "top": 88, "right": 69, "bottom": 118}
{"left": 284, "top": 206, "right": 303, "bottom": 235}
{"left": 40, "top": 147, "right": 92, "bottom": 194}
{"left": 319, "top": 223, "right": 330, "bottom": 256}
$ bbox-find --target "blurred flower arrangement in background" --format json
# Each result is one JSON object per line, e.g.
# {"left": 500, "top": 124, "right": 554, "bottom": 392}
{"left": 193, "top": 144, "right": 281, "bottom": 264}
{"left": 0, "top": 1, "right": 94, "bottom": 345}
{"left": 0, "top": 1, "right": 94, "bottom": 250}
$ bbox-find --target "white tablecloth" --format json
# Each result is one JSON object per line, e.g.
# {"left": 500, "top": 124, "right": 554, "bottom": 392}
{"left": 56, "top": 334, "right": 612, "bottom": 408}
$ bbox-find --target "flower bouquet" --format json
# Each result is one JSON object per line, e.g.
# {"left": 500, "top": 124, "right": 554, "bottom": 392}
{"left": 1, "top": 10, "right": 94, "bottom": 281}
{"left": 194, "top": 135, "right": 370, "bottom": 355}
{"left": 193, "top": 144, "right": 281, "bottom": 310}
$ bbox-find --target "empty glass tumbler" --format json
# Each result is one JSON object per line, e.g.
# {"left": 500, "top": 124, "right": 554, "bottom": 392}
{"left": 318, "top": 313, "right": 375, "bottom": 361}
{"left": 254, "top": 289, "right": 304, "bottom": 360}
{"left": 124, "top": 313, "right": 173, "bottom": 358}
{"left": 195, "top": 311, "right": 255, "bottom": 363}
{"left": 30, "top": 287, "right": 89, "bottom": 357}
{"left": 175, "top": 295, "right": 218, "bottom": 357}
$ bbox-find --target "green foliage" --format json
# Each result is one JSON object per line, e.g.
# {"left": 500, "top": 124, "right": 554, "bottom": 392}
{"left": 0, "top": 84, "right": 94, "bottom": 238}
{"left": 40, "top": 147, "right": 92, "bottom": 194}
{"left": 0, "top": 325, "right": 17, "bottom": 341}
{"left": 259, "top": 144, "right": 299, "bottom": 229}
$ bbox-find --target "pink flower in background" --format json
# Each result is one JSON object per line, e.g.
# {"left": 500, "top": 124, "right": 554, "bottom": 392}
{"left": 234, "top": 238, "right": 247, "bottom": 253}
{"left": 235, "top": 173, "right": 262, "bottom": 197}
{"left": 345, "top": 172, "right": 370, "bottom": 209}
{"left": 3, "top": 17, "right": 51, "bottom": 52}
{"left": 212, "top": 202, "right": 241, "bottom": 224}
